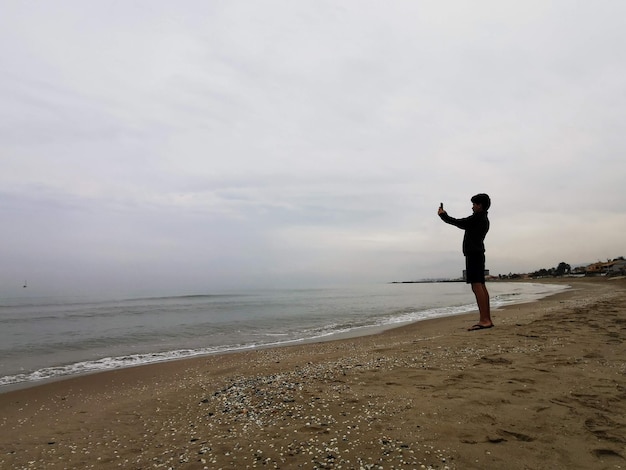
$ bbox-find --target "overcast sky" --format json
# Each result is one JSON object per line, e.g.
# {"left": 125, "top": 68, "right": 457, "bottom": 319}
{"left": 2, "top": 1, "right": 625, "bottom": 297}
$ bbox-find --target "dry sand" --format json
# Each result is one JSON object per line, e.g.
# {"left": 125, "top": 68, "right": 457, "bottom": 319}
{"left": 1, "top": 277, "right": 625, "bottom": 470}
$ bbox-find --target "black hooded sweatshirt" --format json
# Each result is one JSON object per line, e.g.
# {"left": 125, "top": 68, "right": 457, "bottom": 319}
{"left": 439, "top": 210, "right": 489, "bottom": 255}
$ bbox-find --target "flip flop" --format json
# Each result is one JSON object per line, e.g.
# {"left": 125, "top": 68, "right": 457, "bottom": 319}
{"left": 468, "top": 324, "right": 494, "bottom": 331}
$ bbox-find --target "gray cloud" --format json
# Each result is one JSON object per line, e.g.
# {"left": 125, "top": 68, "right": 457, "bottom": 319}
{"left": 2, "top": 1, "right": 625, "bottom": 296}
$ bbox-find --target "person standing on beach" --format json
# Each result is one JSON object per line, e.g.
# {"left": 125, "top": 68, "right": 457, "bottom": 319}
{"left": 438, "top": 194, "right": 493, "bottom": 331}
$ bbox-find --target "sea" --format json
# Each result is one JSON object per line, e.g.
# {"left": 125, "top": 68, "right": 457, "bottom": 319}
{"left": 0, "top": 282, "right": 567, "bottom": 392}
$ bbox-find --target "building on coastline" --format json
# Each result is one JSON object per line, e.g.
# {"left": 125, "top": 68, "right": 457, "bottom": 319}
{"left": 497, "top": 256, "right": 625, "bottom": 279}
{"left": 585, "top": 261, "right": 612, "bottom": 275}
{"left": 584, "top": 258, "right": 626, "bottom": 276}
{"left": 609, "top": 259, "right": 626, "bottom": 275}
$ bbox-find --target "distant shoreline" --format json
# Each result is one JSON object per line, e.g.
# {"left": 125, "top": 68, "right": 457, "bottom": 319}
{"left": 391, "top": 274, "right": 619, "bottom": 284}
{"left": 390, "top": 279, "right": 464, "bottom": 283}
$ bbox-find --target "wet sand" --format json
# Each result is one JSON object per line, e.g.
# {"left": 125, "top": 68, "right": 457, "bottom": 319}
{"left": 1, "top": 277, "right": 625, "bottom": 469}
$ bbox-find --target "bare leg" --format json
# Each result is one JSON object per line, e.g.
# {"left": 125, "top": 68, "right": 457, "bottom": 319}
{"left": 470, "top": 282, "right": 493, "bottom": 328}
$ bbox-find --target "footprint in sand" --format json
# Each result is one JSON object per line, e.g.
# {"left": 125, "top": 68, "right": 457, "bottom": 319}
{"left": 592, "top": 448, "right": 625, "bottom": 462}
{"left": 585, "top": 415, "right": 626, "bottom": 444}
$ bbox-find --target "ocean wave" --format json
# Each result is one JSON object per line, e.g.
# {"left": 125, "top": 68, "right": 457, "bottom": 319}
{"left": 0, "top": 345, "right": 250, "bottom": 387}
{"left": 0, "top": 282, "right": 570, "bottom": 390}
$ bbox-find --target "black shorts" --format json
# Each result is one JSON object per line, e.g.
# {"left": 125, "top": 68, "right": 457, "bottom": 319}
{"left": 465, "top": 253, "right": 486, "bottom": 284}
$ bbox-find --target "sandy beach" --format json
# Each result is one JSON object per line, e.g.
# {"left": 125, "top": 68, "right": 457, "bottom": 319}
{"left": 1, "top": 277, "right": 625, "bottom": 469}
